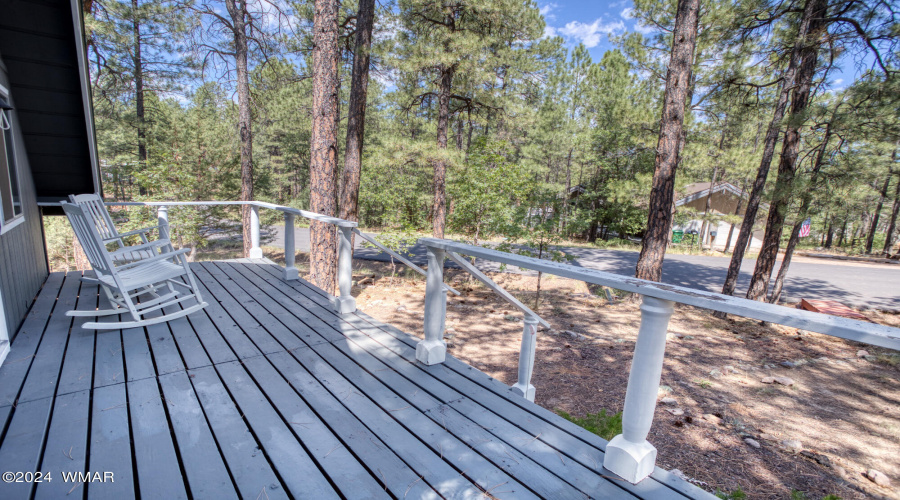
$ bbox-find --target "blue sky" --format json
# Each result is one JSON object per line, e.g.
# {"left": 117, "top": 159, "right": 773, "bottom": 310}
{"left": 539, "top": 0, "right": 642, "bottom": 63}
{"left": 538, "top": 0, "right": 868, "bottom": 88}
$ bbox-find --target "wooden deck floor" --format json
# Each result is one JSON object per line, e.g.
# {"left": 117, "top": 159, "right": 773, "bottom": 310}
{"left": 0, "top": 260, "right": 711, "bottom": 499}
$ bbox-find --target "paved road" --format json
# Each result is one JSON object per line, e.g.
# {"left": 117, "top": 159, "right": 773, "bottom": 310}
{"left": 267, "top": 226, "right": 900, "bottom": 311}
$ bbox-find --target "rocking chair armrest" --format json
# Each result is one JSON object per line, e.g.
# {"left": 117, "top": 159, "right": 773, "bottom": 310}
{"left": 114, "top": 247, "right": 191, "bottom": 270}
{"left": 113, "top": 224, "right": 168, "bottom": 240}
{"left": 108, "top": 239, "right": 169, "bottom": 257}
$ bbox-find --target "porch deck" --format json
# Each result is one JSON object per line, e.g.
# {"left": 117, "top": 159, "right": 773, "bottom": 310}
{"left": 0, "top": 259, "right": 709, "bottom": 499}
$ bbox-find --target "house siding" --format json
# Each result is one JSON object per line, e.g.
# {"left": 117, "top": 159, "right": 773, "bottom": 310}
{"left": 0, "top": 54, "right": 50, "bottom": 337}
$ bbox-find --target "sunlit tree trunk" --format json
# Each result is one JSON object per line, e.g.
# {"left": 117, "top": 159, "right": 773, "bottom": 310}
{"left": 634, "top": 0, "right": 700, "bottom": 282}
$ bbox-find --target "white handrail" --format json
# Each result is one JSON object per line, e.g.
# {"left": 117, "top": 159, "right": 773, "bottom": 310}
{"left": 42, "top": 198, "right": 360, "bottom": 313}
{"left": 419, "top": 238, "right": 900, "bottom": 349}
{"left": 415, "top": 236, "right": 900, "bottom": 485}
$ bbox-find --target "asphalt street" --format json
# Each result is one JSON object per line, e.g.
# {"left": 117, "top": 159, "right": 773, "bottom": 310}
{"left": 265, "top": 226, "right": 900, "bottom": 311}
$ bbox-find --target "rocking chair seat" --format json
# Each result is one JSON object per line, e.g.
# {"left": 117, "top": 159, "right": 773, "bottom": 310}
{"left": 97, "top": 259, "right": 188, "bottom": 291}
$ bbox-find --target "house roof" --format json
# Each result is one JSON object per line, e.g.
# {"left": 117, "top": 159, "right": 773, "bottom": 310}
{"left": 0, "top": 0, "right": 100, "bottom": 205}
{"left": 675, "top": 181, "right": 770, "bottom": 212}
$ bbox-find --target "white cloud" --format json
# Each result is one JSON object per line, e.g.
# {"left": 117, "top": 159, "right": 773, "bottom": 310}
{"left": 620, "top": 7, "right": 634, "bottom": 19}
{"left": 559, "top": 19, "right": 625, "bottom": 48}
{"left": 634, "top": 21, "right": 655, "bottom": 35}
{"left": 539, "top": 3, "right": 558, "bottom": 19}
{"left": 543, "top": 25, "right": 558, "bottom": 39}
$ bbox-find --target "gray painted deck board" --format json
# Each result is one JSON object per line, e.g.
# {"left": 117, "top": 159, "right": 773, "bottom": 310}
{"left": 0, "top": 265, "right": 712, "bottom": 499}
{"left": 34, "top": 389, "right": 90, "bottom": 500}
{"left": 253, "top": 262, "right": 706, "bottom": 499}
{"left": 16, "top": 274, "right": 81, "bottom": 404}
{"left": 239, "top": 355, "right": 391, "bottom": 499}
{"left": 0, "top": 272, "right": 64, "bottom": 407}
{"left": 186, "top": 365, "right": 289, "bottom": 499}
{"left": 214, "top": 361, "right": 340, "bottom": 499}
{"left": 127, "top": 377, "right": 188, "bottom": 500}
{"left": 157, "top": 371, "right": 238, "bottom": 499}
{"left": 88, "top": 383, "right": 135, "bottom": 500}
{"left": 0, "top": 396, "right": 53, "bottom": 499}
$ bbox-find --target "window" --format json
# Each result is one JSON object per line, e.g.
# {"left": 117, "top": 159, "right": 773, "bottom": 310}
{"left": 0, "top": 85, "right": 23, "bottom": 233}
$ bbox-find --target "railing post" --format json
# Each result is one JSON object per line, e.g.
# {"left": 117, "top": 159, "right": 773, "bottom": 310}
{"left": 157, "top": 205, "right": 169, "bottom": 240}
{"left": 511, "top": 315, "right": 539, "bottom": 401}
{"left": 604, "top": 295, "right": 675, "bottom": 484}
{"left": 283, "top": 213, "right": 298, "bottom": 281}
{"left": 331, "top": 226, "right": 356, "bottom": 314}
{"left": 249, "top": 205, "right": 263, "bottom": 259}
{"left": 417, "top": 246, "right": 447, "bottom": 365}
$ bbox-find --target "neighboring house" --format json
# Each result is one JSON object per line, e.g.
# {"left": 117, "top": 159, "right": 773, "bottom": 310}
{"left": 673, "top": 181, "right": 766, "bottom": 251}
{"left": 0, "top": 0, "right": 100, "bottom": 365}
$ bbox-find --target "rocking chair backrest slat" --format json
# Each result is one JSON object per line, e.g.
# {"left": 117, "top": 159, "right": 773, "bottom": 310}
{"left": 69, "top": 194, "right": 124, "bottom": 247}
{"left": 61, "top": 202, "right": 116, "bottom": 278}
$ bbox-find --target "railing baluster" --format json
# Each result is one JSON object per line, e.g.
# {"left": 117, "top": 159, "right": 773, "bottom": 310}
{"left": 249, "top": 205, "right": 263, "bottom": 259}
{"left": 283, "top": 213, "right": 298, "bottom": 281}
{"left": 157, "top": 205, "right": 169, "bottom": 240}
{"left": 604, "top": 295, "right": 675, "bottom": 484}
{"left": 416, "top": 246, "right": 447, "bottom": 365}
{"left": 511, "top": 315, "right": 539, "bottom": 401}
{"left": 331, "top": 226, "right": 357, "bottom": 314}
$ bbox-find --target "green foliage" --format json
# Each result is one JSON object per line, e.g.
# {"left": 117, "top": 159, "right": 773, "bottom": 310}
{"left": 715, "top": 488, "right": 747, "bottom": 500}
{"left": 556, "top": 409, "right": 623, "bottom": 441}
{"left": 450, "top": 139, "right": 529, "bottom": 244}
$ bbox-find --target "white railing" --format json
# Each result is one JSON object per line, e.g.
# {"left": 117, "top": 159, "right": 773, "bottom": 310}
{"left": 415, "top": 237, "right": 900, "bottom": 485}
{"left": 42, "top": 199, "right": 363, "bottom": 314}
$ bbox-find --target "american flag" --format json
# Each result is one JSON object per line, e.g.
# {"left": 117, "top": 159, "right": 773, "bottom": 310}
{"left": 799, "top": 218, "right": 811, "bottom": 237}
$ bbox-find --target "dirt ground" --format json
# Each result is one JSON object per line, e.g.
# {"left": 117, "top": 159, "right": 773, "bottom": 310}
{"left": 337, "top": 259, "right": 900, "bottom": 500}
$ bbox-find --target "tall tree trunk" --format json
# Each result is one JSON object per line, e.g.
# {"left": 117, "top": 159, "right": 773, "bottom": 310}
{"left": 717, "top": 0, "right": 821, "bottom": 308}
{"left": 883, "top": 171, "right": 900, "bottom": 255}
{"left": 824, "top": 217, "right": 834, "bottom": 248}
{"left": 225, "top": 0, "right": 254, "bottom": 257}
{"left": 866, "top": 173, "right": 892, "bottom": 254}
{"left": 432, "top": 65, "right": 454, "bottom": 238}
{"left": 634, "top": 0, "right": 700, "bottom": 282}
{"left": 309, "top": 0, "right": 340, "bottom": 292}
{"left": 745, "top": 0, "right": 826, "bottom": 301}
{"left": 338, "top": 0, "right": 376, "bottom": 235}
{"left": 768, "top": 116, "right": 834, "bottom": 303}
{"left": 132, "top": 0, "right": 148, "bottom": 196}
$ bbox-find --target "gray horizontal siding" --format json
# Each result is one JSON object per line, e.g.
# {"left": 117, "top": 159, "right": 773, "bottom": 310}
{"left": 0, "top": 54, "right": 50, "bottom": 337}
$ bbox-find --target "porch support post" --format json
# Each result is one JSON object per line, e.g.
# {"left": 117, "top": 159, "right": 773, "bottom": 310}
{"left": 157, "top": 205, "right": 169, "bottom": 240}
{"left": 604, "top": 295, "right": 674, "bottom": 484}
{"left": 417, "top": 246, "right": 447, "bottom": 365}
{"left": 249, "top": 205, "right": 263, "bottom": 259}
{"left": 511, "top": 315, "right": 539, "bottom": 401}
{"left": 283, "top": 213, "right": 298, "bottom": 281}
{"left": 331, "top": 226, "right": 356, "bottom": 314}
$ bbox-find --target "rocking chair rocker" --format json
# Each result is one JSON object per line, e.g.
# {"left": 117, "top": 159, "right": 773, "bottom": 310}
{"left": 61, "top": 201, "right": 208, "bottom": 330}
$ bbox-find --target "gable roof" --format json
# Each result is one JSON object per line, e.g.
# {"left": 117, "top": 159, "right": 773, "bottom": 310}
{"left": 675, "top": 181, "right": 770, "bottom": 212}
{"left": 0, "top": 0, "right": 100, "bottom": 204}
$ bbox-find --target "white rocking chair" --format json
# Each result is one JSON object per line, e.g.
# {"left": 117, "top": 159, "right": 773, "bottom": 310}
{"left": 62, "top": 201, "right": 208, "bottom": 330}
{"left": 68, "top": 193, "right": 170, "bottom": 264}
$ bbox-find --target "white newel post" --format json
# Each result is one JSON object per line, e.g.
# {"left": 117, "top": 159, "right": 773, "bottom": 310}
{"left": 157, "top": 205, "right": 169, "bottom": 240}
{"left": 331, "top": 226, "right": 357, "bottom": 314}
{"left": 249, "top": 205, "right": 263, "bottom": 259}
{"left": 604, "top": 295, "right": 674, "bottom": 484}
{"left": 416, "top": 246, "right": 447, "bottom": 365}
{"left": 283, "top": 213, "right": 298, "bottom": 281}
{"left": 511, "top": 315, "right": 539, "bottom": 401}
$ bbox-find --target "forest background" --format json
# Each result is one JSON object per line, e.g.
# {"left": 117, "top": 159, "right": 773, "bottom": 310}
{"left": 48, "top": 0, "right": 900, "bottom": 304}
